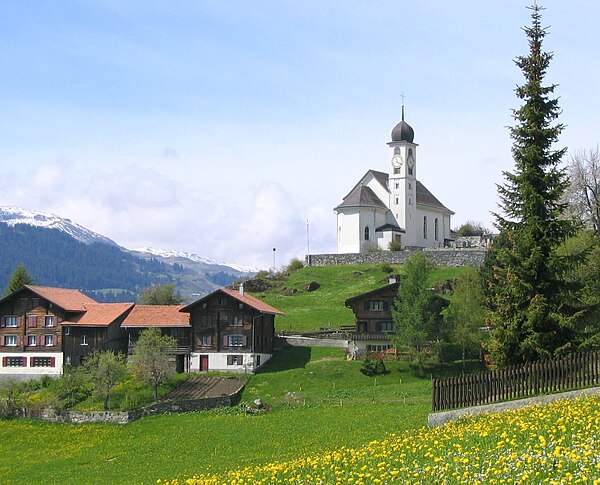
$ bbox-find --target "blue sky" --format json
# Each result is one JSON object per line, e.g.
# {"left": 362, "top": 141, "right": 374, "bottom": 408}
{"left": 1, "top": 1, "right": 599, "bottom": 268}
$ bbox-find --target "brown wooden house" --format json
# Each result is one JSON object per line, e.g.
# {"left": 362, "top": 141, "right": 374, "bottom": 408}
{"left": 181, "top": 286, "right": 283, "bottom": 373}
{"left": 121, "top": 305, "right": 191, "bottom": 373}
{"left": 62, "top": 302, "right": 134, "bottom": 366}
{"left": 0, "top": 285, "right": 97, "bottom": 376}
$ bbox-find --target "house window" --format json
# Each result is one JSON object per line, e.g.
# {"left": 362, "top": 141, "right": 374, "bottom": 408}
{"left": 368, "top": 301, "right": 384, "bottom": 311}
{"left": 27, "top": 335, "right": 37, "bottom": 347}
{"left": 202, "top": 302, "right": 208, "bottom": 309}
{"left": 376, "top": 321, "right": 395, "bottom": 333}
{"left": 80, "top": 334, "right": 88, "bottom": 346}
{"left": 366, "top": 344, "right": 393, "bottom": 352}
{"left": 435, "top": 218, "right": 439, "bottom": 241}
{"left": 230, "top": 315, "right": 243, "bottom": 326}
{"left": 27, "top": 315, "right": 37, "bottom": 327}
{"left": 227, "top": 355, "right": 244, "bottom": 366}
{"left": 4, "top": 335, "right": 17, "bottom": 346}
{"left": 423, "top": 216, "right": 428, "bottom": 239}
{"left": 17, "top": 298, "right": 29, "bottom": 311}
{"left": 219, "top": 297, "right": 228, "bottom": 306}
{"left": 44, "top": 316, "right": 55, "bottom": 327}
{"left": 32, "top": 357, "right": 54, "bottom": 367}
{"left": 128, "top": 333, "right": 134, "bottom": 347}
{"left": 364, "top": 226, "right": 370, "bottom": 241}
{"left": 4, "top": 356, "right": 25, "bottom": 367}
{"left": 238, "top": 303, "right": 244, "bottom": 310}
{"left": 200, "top": 334, "right": 212, "bottom": 347}
{"left": 44, "top": 335, "right": 54, "bottom": 346}
{"left": 4, "top": 316, "right": 18, "bottom": 327}
{"left": 228, "top": 335, "right": 244, "bottom": 347}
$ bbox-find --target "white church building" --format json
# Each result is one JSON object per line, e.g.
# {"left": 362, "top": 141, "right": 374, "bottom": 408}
{"left": 334, "top": 110, "right": 454, "bottom": 253}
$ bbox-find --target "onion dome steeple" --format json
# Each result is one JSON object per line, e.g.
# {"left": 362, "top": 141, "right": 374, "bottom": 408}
{"left": 391, "top": 106, "right": 414, "bottom": 143}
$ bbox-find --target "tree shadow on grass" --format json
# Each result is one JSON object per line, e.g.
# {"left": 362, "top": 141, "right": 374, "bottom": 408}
{"left": 257, "top": 345, "right": 312, "bottom": 374}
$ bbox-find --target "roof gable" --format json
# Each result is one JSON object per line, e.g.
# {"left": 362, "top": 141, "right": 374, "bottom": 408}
{"left": 21, "top": 285, "right": 97, "bottom": 312}
{"left": 181, "top": 287, "right": 284, "bottom": 315}
{"left": 334, "top": 183, "right": 387, "bottom": 211}
{"left": 64, "top": 303, "right": 134, "bottom": 326}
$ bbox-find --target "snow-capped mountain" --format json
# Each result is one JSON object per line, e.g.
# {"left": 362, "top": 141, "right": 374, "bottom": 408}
{"left": 0, "top": 206, "right": 118, "bottom": 246}
{"left": 131, "top": 247, "right": 259, "bottom": 274}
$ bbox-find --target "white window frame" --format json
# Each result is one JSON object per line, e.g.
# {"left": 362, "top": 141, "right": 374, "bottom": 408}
{"left": 44, "top": 315, "right": 55, "bottom": 327}
{"left": 228, "top": 335, "right": 244, "bottom": 347}
{"left": 44, "top": 334, "right": 54, "bottom": 346}
{"left": 368, "top": 301, "right": 384, "bottom": 311}
{"left": 27, "top": 335, "right": 37, "bottom": 346}
{"left": 5, "top": 316, "right": 18, "bottom": 327}
{"left": 4, "top": 335, "right": 17, "bottom": 346}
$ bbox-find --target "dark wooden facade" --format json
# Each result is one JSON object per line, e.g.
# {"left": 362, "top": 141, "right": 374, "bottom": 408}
{"left": 345, "top": 282, "right": 399, "bottom": 335}
{"left": 0, "top": 288, "right": 69, "bottom": 356}
{"left": 185, "top": 289, "right": 276, "bottom": 356}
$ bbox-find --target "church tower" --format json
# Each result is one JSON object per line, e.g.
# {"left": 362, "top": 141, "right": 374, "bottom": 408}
{"left": 387, "top": 107, "right": 418, "bottom": 247}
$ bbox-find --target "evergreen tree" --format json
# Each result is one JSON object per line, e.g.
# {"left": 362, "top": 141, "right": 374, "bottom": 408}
{"left": 4, "top": 264, "right": 34, "bottom": 296}
{"left": 392, "top": 252, "right": 437, "bottom": 370}
{"left": 487, "top": 4, "right": 583, "bottom": 366}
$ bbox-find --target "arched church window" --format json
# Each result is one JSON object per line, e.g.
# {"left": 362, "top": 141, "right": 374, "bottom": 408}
{"left": 434, "top": 218, "right": 439, "bottom": 241}
{"left": 423, "top": 216, "right": 428, "bottom": 239}
{"left": 364, "top": 226, "right": 370, "bottom": 241}
{"left": 408, "top": 167, "right": 413, "bottom": 176}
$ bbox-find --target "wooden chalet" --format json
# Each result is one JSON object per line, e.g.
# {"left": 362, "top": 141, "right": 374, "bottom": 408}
{"left": 62, "top": 302, "right": 134, "bottom": 366}
{"left": 0, "top": 285, "right": 98, "bottom": 376}
{"left": 181, "top": 285, "right": 283, "bottom": 373}
{"left": 344, "top": 280, "right": 399, "bottom": 358}
{"left": 121, "top": 305, "right": 191, "bottom": 373}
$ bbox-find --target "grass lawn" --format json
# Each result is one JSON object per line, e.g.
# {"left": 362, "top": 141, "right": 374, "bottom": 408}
{"left": 251, "top": 264, "right": 467, "bottom": 333}
{"left": 0, "top": 346, "right": 434, "bottom": 485}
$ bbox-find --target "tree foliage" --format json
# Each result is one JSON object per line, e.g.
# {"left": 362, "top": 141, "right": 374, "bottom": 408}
{"left": 4, "top": 264, "right": 34, "bottom": 296}
{"left": 82, "top": 351, "right": 127, "bottom": 410}
{"left": 392, "top": 252, "right": 437, "bottom": 369}
{"left": 485, "top": 5, "right": 584, "bottom": 366}
{"left": 455, "top": 220, "right": 490, "bottom": 237}
{"left": 443, "top": 267, "right": 487, "bottom": 367}
{"left": 566, "top": 145, "right": 600, "bottom": 236}
{"left": 138, "top": 283, "right": 185, "bottom": 305}
{"left": 129, "top": 327, "right": 177, "bottom": 400}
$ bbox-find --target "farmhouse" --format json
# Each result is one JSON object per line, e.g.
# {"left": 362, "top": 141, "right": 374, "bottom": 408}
{"left": 335, "top": 109, "right": 454, "bottom": 253}
{"left": 0, "top": 284, "right": 283, "bottom": 377}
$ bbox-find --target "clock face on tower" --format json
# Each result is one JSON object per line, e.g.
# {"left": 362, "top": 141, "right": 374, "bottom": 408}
{"left": 392, "top": 154, "right": 403, "bottom": 168}
{"left": 407, "top": 151, "right": 414, "bottom": 168}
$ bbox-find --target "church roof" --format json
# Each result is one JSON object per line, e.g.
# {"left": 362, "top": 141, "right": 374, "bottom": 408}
{"left": 376, "top": 223, "right": 404, "bottom": 233}
{"left": 370, "top": 170, "right": 390, "bottom": 192}
{"left": 334, "top": 183, "right": 387, "bottom": 211}
{"left": 416, "top": 181, "right": 454, "bottom": 214}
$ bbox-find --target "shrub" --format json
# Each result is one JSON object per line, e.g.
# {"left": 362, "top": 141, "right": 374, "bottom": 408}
{"left": 360, "top": 355, "right": 388, "bottom": 376}
{"left": 388, "top": 241, "right": 402, "bottom": 251}
{"left": 287, "top": 258, "right": 304, "bottom": 271}
{"left": 379, "top": 262, "right": 393, "bottom": 274}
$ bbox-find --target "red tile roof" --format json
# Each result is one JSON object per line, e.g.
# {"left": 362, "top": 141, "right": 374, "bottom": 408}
{"left": 25, "top": 285, "right": 98, "bottom": 312}
{"left": 121, "top": 305, "right": 190, "bottom": 327}
{"left": 63, "top": 303, "right": 135, "bottom": 326}
{"left": 181, "top": 287, "right": 284, "bottom": 315}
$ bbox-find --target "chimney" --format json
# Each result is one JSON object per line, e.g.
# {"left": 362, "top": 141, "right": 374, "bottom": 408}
{"left": 239, "top": 283, "right": 244, "bottom": 296}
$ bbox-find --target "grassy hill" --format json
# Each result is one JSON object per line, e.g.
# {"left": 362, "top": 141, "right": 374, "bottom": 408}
{"left": 249, "top": 263, "right": 467, "bottom": 332}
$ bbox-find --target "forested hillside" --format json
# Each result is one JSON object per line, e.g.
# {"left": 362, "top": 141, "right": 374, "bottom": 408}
{"left": 0, "top": 224, "right": 215, "bottom": 301}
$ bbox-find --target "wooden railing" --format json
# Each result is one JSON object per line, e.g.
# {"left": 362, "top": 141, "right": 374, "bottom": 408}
{"left": 432, "top": 350, "right": 600, "bottom": 412}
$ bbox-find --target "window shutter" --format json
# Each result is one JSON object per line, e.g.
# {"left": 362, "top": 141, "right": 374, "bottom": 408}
{"left": 50, "top": 357, "right": 55, "bottom": 367}
{"left": 20, "top": 335, "right": 24, "bottom": 346}
{"left": 227, "top": 355, "right": 233, "bottom": 365}
{"left": 208, "top": 334, "right": 212, "bottom": 346}
{"left": 242, "top": 335, "right": 248, "bottom": 347}
{"left": 2, "top": 357, "right": 6, "bottom": 366}
{"left": 239, "top": 355, "right": 243, "bottom": 365}
{"left": 17, "top": 316, "right": 21, "bottom": 327}
{"left": 223, "top": 335, "right": 228, "bottom": 347}
{"left": 0, "top": 317, "right": 4, "bottom": 327}
{"left": 22, "top": 357, "right": 27, "bottom": 367}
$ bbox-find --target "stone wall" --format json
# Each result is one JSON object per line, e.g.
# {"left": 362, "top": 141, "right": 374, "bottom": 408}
{"left": 27, "top": 390, "right": 242, "bottom": 424}
{"left": 306, "top": 248, "right": 486, "bottom": 268}
{"left": 278, "top": 335, "right": 350, "bottom": 349}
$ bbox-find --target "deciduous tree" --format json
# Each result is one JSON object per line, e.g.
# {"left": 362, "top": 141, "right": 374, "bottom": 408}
{"left": 129, "top": 327, "right": 177, "bottom": 400}
{"left": 566, "top": 145, "right": 600, "bottom": 236}
{"left": 138, "top": 283, "right": 185, "bottom": 305}
{"left": 83, "top": 351, "right": 127, "bottom": 410}
{"left": 486, "top": 4, "right": 584, "bottom": 366}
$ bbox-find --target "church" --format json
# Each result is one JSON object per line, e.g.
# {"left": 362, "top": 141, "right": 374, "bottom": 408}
{"left": 334, "top": 110, "right": 454, "bottom": 253}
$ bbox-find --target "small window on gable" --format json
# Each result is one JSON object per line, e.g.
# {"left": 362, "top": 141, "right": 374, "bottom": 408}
{"left": 220, "top": 297, "right": 228, "bottom": 306}
{"left": 202, "top": 302, "right": 208, "bottom": 309}
{"left": 238, "top": 303, "right": 243, "bottom": 310}
{"left": 44, "top": 316, "right": 55, "bottom": 327}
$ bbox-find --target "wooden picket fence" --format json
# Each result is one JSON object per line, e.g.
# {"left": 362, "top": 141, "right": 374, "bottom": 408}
{"left": 432, "top": 350, "right": 600, "bottom": 412}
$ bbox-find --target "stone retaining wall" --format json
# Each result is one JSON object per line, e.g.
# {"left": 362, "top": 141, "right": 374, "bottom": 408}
{"left": 27, "top": 390, "right": 242, "bottom": 424}
{"left": 278, "top": 335, "right": 350, "bottom": 348}
{"left": 306, "top": 248, "right": 486, "bottom": 267}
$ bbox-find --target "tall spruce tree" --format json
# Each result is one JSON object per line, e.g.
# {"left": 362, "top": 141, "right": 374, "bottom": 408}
{"left": 4, "top": 264, "right": 34, "bottom": 296}
{"left": 487, "top": 4, "right": 583, "bottom": 366}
